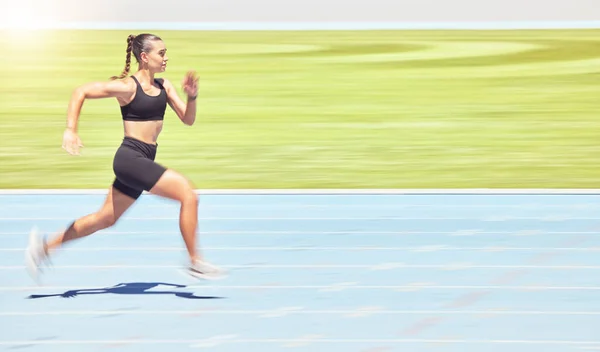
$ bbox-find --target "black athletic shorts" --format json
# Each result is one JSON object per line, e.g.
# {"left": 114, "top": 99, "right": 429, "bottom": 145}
{"left": 112, "top": 136, "right": 167, "bottom": 199}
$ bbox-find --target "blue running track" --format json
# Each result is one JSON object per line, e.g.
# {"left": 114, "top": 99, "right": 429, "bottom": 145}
{"left": 0, "top": 191, "right": 599, "bottom": 351}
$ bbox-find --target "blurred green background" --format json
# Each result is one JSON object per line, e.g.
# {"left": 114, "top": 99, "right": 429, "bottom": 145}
{"left": 1, "top": 29, "right": 599, "bottom": 189}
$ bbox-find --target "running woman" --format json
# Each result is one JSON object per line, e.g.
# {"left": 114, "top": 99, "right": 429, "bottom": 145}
{"left": 25, "top": 33, "right": 224, "bottom": 281}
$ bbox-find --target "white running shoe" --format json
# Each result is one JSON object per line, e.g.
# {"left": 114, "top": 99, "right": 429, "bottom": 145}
{"left": 25, "top": 227, "right": 49, "bottom": 282}
{"left": 186, "top": 260, "right": 227, "bottom": 280}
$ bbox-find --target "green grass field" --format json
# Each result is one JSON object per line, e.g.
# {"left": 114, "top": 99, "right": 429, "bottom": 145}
{"left": 1, "top": 29, "right": 599, "bottom": 189}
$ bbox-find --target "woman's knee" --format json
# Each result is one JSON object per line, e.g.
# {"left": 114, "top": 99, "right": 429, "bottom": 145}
{"left": 151, "top": 169, "right": 197, "bottom": 204}
{"left": 178, "top": 178, "right": 198, "bottom": 206}
{"left": 93, "top": 210, "right": 118, "bottom": 229}
{"left": 184, "top": 188, "right": 198, "bottom": 203}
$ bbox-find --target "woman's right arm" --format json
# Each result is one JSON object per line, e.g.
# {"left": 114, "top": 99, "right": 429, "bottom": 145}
{"left": 63, "top": 80, "right": 133, "bottom": 155}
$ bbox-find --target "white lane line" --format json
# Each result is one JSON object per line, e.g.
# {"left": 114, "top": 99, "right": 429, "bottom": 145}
{"left": 0, "top": 309, "right": 598, "bottom": 316}
{"left": 0, "top": 264, "right": 599, "bottom": 270}
{"left": 2, "top": 188, "right": 600, "bottom": 194}
{"left": 0, "top": 338, "right": 599, "bottom": 346}
{"left": 1, "top": 203, "right": 599, "bottom": 209}
{"left": 0, "top": 216, "right": 597, "bottom": 220}
{"left": 0, "top": 230, "right": 596, "bottom": 236}
{"left": 0, "top": 246, "right": 598, "bottom": 252}
{"left": 2, "top": 285, "right": 600, "bottom": 291}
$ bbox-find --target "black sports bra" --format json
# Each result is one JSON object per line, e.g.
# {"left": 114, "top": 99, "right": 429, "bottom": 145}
{"left": 120, "top": 76, "right": 167, "bottom": 121}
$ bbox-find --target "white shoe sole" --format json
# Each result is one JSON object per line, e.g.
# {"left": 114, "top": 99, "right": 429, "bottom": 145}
{"left": 183, "top": 266, "right": 228, "bottom": 281}
{"left": 25, "top": 227, "right": 43, "bottom": 283}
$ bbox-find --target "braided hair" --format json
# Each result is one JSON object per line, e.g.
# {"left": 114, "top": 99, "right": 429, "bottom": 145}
{"left": 111, "top": 33, "right": 162, "bottom": 80}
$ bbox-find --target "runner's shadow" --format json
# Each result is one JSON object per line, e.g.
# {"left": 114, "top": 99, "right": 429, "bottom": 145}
{"left": 26, "top": 282, "right": 224, "bottom": 300}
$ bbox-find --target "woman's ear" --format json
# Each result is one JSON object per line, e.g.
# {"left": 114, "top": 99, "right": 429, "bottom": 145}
{"left": 140, "top": 51, "right": 149, "bottom": 64}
